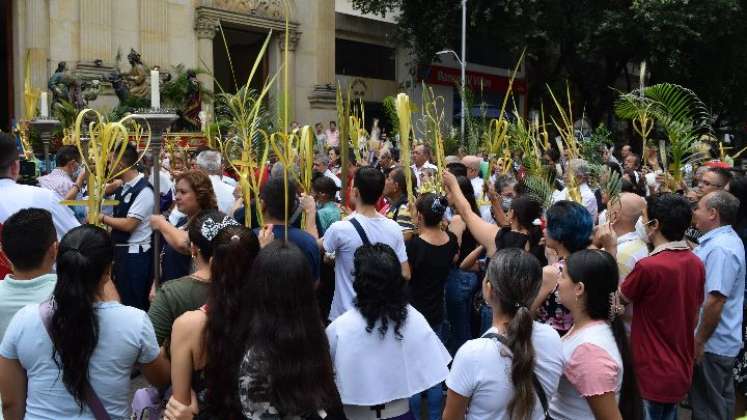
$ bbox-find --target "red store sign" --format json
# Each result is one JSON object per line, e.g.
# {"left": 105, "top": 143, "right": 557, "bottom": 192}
{"left": 418, "top": 65, "right": 527, "bottom": 95}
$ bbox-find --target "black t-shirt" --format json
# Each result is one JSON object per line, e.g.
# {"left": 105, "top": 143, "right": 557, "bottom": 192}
{"left": 457, "top": 228, "right": 479, "bottom": 266}
{"left": 406, "top": 232, "right": 459, "bottom": 326}
{"left": 494, "top": 226, "right": 547, "bottom": 266}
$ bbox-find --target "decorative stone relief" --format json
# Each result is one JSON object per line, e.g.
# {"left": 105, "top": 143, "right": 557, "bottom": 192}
{"left": 214, "top": 0, "right": 286, "bottom": 19}
{"left": 195, "top": 16, "right": 219, "bottom": 39}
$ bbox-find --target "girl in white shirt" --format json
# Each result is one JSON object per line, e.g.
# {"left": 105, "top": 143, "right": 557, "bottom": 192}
{"left": 549, "top": 249, "right": 643, "bottom": 419}
{"left": 443, "top": 248, "right": 564, "bottom": 420}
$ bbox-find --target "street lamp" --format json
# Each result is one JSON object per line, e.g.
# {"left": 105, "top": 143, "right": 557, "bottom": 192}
{"left": 436, "top": 0, "right": 467, "bottom": 142}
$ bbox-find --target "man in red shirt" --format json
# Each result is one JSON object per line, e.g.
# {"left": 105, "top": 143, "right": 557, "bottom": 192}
{"left": 620, "top": 193, "right": 705, "bottom": 420}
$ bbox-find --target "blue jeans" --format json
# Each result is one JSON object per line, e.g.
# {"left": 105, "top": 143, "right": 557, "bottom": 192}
{"left": 644, "top": 400, "right": 677, "bottom": 420}
{"left": 410, "top": 323, "right": 447, "bottom": 420}
{"left": 445, "top": 269, "right": 479, "bottom": 354}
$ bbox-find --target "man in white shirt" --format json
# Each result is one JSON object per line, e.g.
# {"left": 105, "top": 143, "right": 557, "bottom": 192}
{"left": 411, "top": 144, "right": 437, "bottom": 187}
{"left": 313, "top": 154, "right": 341, "bottom": 188}
{"left": 0, "top": 133, "right": 79, "bottom": 239}
{"left": 322, "top": 167, "right": 410, "bottom": 321}
{"left": 553, "top": 159, "right": 599, "bottom": 222}
{"left": 462, "top": 155, "right": 496, "bottom": 223}
{"left": 195, "top": 150, "right": 235, "bottom": 214}
{"left": 462, "top": 155, "right": 484, "bottom": 198}
{"left": 99, "top": 144, "right": 154, "bottom": 310}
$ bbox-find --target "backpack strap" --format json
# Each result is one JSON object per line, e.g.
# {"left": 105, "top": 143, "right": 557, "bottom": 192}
{"left": 38, "top": 301, "right": 113, "bottom": 420}
{"left": 349, "top": 217, "right": 371, "bottom": 246}
{"left": 483, "top": 332, "right": 552, "bottom": 420}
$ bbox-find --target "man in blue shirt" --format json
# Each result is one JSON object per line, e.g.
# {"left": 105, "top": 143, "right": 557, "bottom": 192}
{"left": 692, "top": 190, "right": 746, "bottom": 419}
{"left": 255, "top": 176, "right": 320, "bottom": 283}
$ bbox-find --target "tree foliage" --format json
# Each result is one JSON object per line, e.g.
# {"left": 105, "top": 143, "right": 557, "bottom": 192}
{"left": 351, "top": 0, "right": 747, "bottom": 129}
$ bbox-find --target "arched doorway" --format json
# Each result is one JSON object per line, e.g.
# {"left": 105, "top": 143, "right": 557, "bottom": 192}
{"left": 212, "top": 26, "right": 269, "bottom": 94}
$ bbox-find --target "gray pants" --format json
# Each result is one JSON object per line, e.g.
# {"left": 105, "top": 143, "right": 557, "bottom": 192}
{"left": 690, "top": 352, "right": 736, "bottom": 420}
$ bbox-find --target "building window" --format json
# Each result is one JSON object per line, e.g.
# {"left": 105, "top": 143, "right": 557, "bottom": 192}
{"left": 336, "top": 39, "right": 396, "bottom": 80}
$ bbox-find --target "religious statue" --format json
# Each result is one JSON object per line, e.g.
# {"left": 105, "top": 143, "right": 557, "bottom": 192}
{"left": 48, "top": 61, "right": 102, "bottom": 112}
{"left": 126, "top": 49, "right": 149, "bottom": 99}
{"left": 183, "top": 70, "right": 202, "bottom": 129}
{"left": 108, "top": 70, "right": 129, "bottom": 103}
{"left": 48, "top": 62, "right": 76, "bottom": 109}
{"left": 81, "top": 80, "right": 102, "bottom": 103}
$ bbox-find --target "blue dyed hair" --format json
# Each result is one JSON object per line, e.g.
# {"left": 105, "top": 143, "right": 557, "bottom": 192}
{"left": 546, "top": 201, "right": 593, "bottom": 253}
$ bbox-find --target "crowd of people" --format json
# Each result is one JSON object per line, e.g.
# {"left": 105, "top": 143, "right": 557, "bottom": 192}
{"left": 0, "top": 120, "right": 745, "bottom": 420}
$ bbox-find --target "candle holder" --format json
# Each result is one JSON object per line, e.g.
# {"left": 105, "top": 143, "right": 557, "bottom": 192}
{"left": 29, "top": 117, "right": 61, "bottom": 175}
{"left": 131, "top": 108, "right": 178, "bottom": 288}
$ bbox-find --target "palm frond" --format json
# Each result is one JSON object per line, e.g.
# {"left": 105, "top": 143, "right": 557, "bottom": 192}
{"left": 523, "top": 174, "right": 555, "bottom": 210}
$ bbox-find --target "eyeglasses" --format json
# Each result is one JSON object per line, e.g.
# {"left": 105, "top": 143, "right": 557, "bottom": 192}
{"left": 699, "top": 179, "right": 722, "bottom": 189}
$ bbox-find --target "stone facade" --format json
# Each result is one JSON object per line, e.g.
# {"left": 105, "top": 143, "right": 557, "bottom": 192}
{"left": 10, "top": 0, "right": 522, "bottom": 128}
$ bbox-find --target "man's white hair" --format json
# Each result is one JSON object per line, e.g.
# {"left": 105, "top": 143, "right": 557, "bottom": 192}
{"left": 195, "top": 150, "right": 222, "bottom": 175}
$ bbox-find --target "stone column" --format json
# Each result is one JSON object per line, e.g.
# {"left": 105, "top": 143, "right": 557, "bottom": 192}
{"left": 195, "top": 16, "right": 217, "bottom": 117}
{"left": 139, "top": 0, "right": 168, "bottom": 67}
{"left": 307, "top": 0, "right": 336, "bottom": 109}
{"left": 278, "top": 32, "right": 299, "bottom": 126}
{"left": 25, "top": 0, "right": 50, "bottom": 91}
{"left": 79, "top": 0, "right": 112, "bottom": 64}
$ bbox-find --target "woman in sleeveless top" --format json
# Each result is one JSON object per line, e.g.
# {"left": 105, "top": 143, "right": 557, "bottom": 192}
{"left": 168, "top": 223, "right": 261, "bottom": 418}
{"left": 151, "top": 170, "right": 218, "bottom": 286}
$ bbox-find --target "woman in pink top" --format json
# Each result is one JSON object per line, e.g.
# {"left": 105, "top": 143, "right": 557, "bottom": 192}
{"left": 549, "top": 250, "right": 643, "bottom": 420}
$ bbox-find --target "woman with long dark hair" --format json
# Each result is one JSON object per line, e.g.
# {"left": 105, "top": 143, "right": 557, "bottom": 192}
{"left": 236, "top": 241, "right": 340, "bottom": 419}
{"left": 151, "top": 170, "right": 218, "bottom": 284}
{"left": 148, "top": 209, "right": 224, "bottom": 346}
{"left": 443, "top": 249, "right": 563, "bottom": 420}
{"left": 327, "top": 244, "right": 451, "bottom": 420}
{"left": 168, "top": 222, "right": 262, "bottom": 418}
{"left": 550, "top": 249, "right": 643, "bottom": 419}
{"left": 0, "top": 225, "right": 169, "bottom": 419}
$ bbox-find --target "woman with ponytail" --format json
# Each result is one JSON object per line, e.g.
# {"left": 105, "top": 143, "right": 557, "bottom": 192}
{"left": 406, "top": 193, "right": 459, "bottom": 420}
{"left": 0, "top": 225, "right": 170, "bottom": 419}
{"left": 549, "top": 249, "right": 643, "bottom": 420}
{"left": 443, "top": 248, "right": 563, "bottom": 420}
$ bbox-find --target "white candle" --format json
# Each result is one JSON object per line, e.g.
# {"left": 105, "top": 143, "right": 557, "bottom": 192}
{"left": 40, "top": 92, "right": 48, "bottom": 118}
{"left": 151, "top": 70, "right": 160, "bottom": 110}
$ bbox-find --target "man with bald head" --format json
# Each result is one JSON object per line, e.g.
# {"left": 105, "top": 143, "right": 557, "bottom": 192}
{"left": 607, "top": 192, "right": 648, "bottom": 280}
